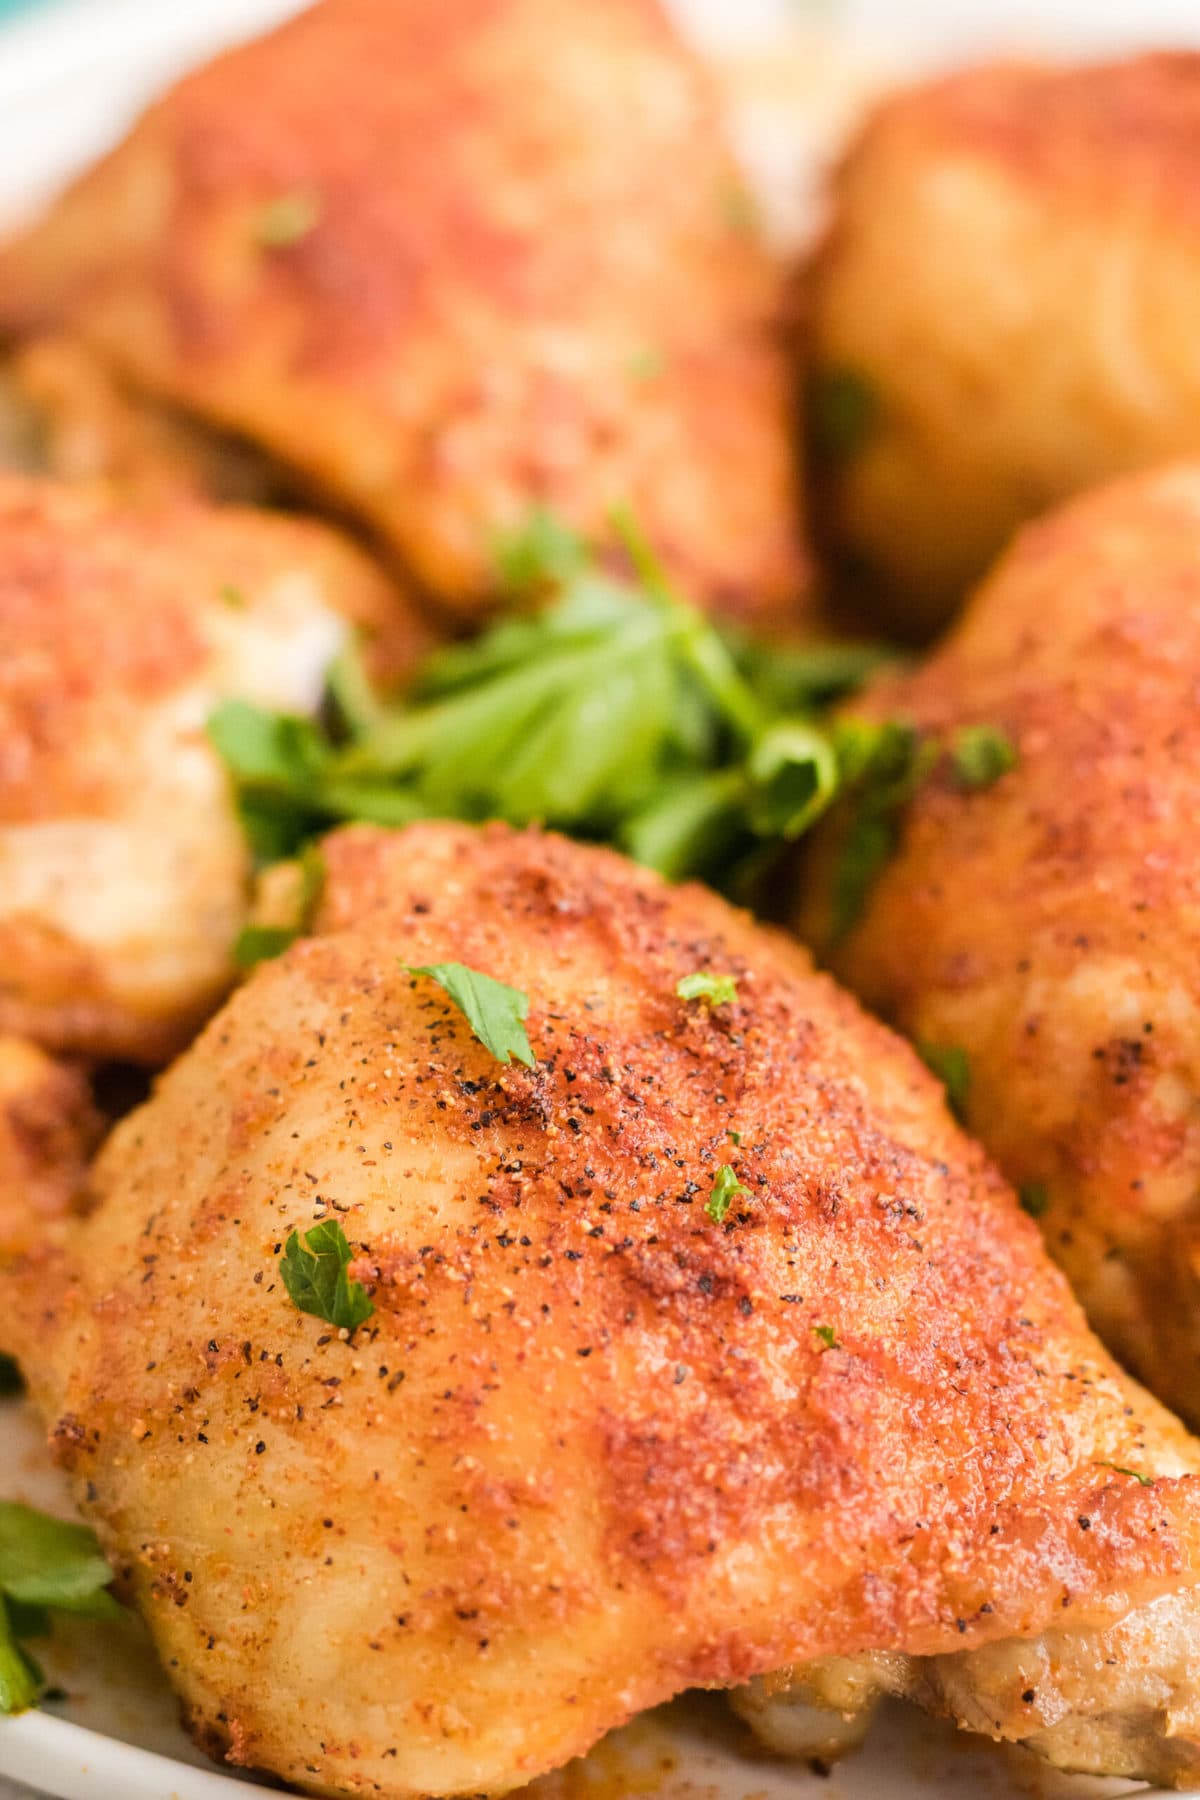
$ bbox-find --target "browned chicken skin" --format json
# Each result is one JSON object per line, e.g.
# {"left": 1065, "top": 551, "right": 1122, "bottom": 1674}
{"left": 798, "top": 462, "right": 1200, "bottom": 1433}
{"left": 0, "top": 473, "right": 431, "bottom": 1062}
{"left": 0, "top": 0, "right": 810, "bottom": 631}
{"left": 11, "top": 822, "right": 1200, "bottom": 1794}
{"left": 0, "top": 333, "right": 286, "bottom": 506}
{"left": 0, "top": 1036, "right": 99, "bottom": 1258}
{"left": 808, "top": 53, "right": 1200, "bottom": 633}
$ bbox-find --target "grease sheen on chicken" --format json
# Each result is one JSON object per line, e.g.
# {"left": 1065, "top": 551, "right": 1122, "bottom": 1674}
{"left": 798, "top": 463, "right": 1200, "bottom": 1433}
{"left": 0, "top": 0, "right": 809, "bottom": 631}
{"left": 0, "top": 473, "right": 430, "bottom": 1062}
{"left": 12, "top": 822, "right": 1200, "bottom": 1795}
{"left": 808, "top": 53, "right": 1200, "bottom": 632}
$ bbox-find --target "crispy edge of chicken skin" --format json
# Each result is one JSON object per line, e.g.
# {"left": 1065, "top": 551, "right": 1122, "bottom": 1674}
{"left": 0, "top": 472, "right": 433, "bottom": 1062}
{"left": 0, "top": 0, "right": 810, "bottom": 633}
{"left": 807, "top": 51, "right": 1200, "bottom": 635}
{"left": 797, "top": 461, "right": 1200, "bottom": 1432}
{"left": 9, "top": 821, "right": 1200, "bottom": 1795}
{"left": 735, "top": 1583, "right": 1200, "bottom": 1787}
{"left": 0, "top": 332, "right": 290, "bottom": 507}
{"left": 0, "top": 1036, "right": 99, "bottom": 1260}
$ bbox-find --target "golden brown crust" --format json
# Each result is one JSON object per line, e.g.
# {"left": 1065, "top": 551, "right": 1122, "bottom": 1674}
{"left": 0, "top": 0, "right": 809, "bottom": 631}
{"left": 0, "top": 474, "right": 425, "bottom": 817}
{"left": 0, "top": 332, "right": 287, "bottom": 507}
{"left": 799, "top": 462, "right": 1200, "bottom": 1427}
{"left": 808, "top": 52, "right": 1200, "bottom": 632}
{"left": 0, "top": 1036, "right": 99, "bottom": 1259}
{"left": 18, "top": 821, "right": 1200, "bottom": 1796}
{"left": 0, "top": 472, "right": 432, "bottom": 1061}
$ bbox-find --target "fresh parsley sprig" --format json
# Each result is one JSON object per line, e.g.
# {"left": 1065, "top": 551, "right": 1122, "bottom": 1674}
{"left": 208, "top": 511, "right": 887, "bottom": 894}
{"left": 0, "top": 1502, "right": 122, "bottom": 1714}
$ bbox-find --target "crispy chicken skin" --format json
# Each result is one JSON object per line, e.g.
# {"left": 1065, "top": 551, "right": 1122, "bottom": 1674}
{"left": 0, "top": 0, "right": 809, "bottom": 632}
{"left": 797, "top": 463, "right": 1200, "bottom": 1431}
{"left": 0, "top": 333, "right": 285, "bottom": 505}
{"left": 11, "top": 821, "right": 1200, "bottom": 1794}
{"left": 0, "top": 474, "right": 431, "bottom": 1063}
{"left": 808, "top": 53, "right": 1200, "bottom": 633}
{"left": 0, "top": 1037, "right": 99, "bottom": 1258}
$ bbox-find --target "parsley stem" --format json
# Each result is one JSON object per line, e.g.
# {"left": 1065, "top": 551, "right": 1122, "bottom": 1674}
{"left": 678, "top": 618, "right": 762, "bottom": 745}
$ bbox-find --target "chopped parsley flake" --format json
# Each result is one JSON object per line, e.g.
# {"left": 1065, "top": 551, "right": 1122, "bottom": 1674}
{"left": 810, "top": 366, "right": 880, "bottom": 462}
{"left": 952, "top": 725, "right": 1017, "bottom": 790}
{"left": 404, "top": 963, "right": 534, "bottom": 1068}
{"left": 626, "top": 345, "right": 665, "bottom": 382}
{"left": 1097, "top": 1462, "right": 1154, "bottom": 1487}
{"left": 676, "top": 972, "right": 738, "bottom": 1007}
{"left": 233, "top": 846, "right": 326, "bottom": 967}
{"left": 706, "top": 1164, "right": 750, "bottom": 1225}
{"left": 1018, "top": 1181, "right": 1050, "bottom": 1220}
{"left": 256, "top": 191, "right": 320, "bottom": 248}
{"left": 279, "top": 1220, "right": 374, "bottom": 1331}
{"left": 813, "top": 1324, "right": 838, "bottom": 1350}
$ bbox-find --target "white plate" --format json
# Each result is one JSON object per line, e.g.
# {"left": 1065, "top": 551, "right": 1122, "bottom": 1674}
{"left": 0, "top": 2, "right": 1193, "bottom": 1796}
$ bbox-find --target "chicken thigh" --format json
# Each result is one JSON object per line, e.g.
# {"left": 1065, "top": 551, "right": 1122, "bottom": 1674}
{"left": 798, "top": 462, "right": 1200, "bottom": 1430}
{"left": 0, "top": 474, "right": 430, "bottom": 1062}
{"left": 0, "top": 333, "right": 285, "bottom": 506}
{"left": 0, "top": 0, "right": 809, "bottom": 631}
{"left": 11, "top": 821, "right": 1200, "bottom": 1795}
{"left": 807, "top": 53, "right": 1200, "bottom": 633}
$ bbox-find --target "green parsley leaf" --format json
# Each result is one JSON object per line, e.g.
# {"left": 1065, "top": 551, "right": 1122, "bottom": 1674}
{"left": 706, "top": 1164, "right": 750, "bottom": 1225}
{"left": 493, "top": 507, "right": 586, "bottom": 595}
{"left": 810, "top": 366, "right": 880, "bottom": 462}
{"left": 918, "top": 1042, "right": 971, "bottom": 1124}
{"left": 1018, "top": 1181, "right": 1050, "bottom": 1220}
{"left": 727, "top": 1129, "right": 743, "bottom": 1146}
{"left": 724, "top": 631, "right": 897, "bottom": 714}
{"left": 0, "top": 1354, "right": 22, "bottom": 1397}
{"left": 0, "top": 1502, "right": 121, "bottom": 1714}
{"left": 626, "top": 345, "right": 665, "bottom": 382}
{"left": 256, "top": 191, "right": 320, "bottom": 248}
{"left": 279, "top": 1220, "right": 374, "bottom": 1330}
{"left": 0, "top": 1601, "right": 38, "bottom": 1715}
{"left": 405, "top": 963, "right": 534, "bottom": 1068}
{"left": 746, "top": 720, "right": 840, "bottom": 841}
{"left": 830, "top": 719, "right": 938, "bottom": 939}
{"left": 952, "top": 725, "right": 1018, "bottom": 791}
{"left": 234, "top": 845, "right": 326, "bottom": 967}
{"left": 234, "top": 925, "right": 297, "bottom": 968}
{"left": 1097, "top": 1462, "right": 1154, "bottom": 1487}
{"left": 676, "top": 972, "right": 738, "bottom": 1007}
{"left": 210, "top": 511, "right": 884, "bottom": 897}
{"left": 326, "top": 637, "right": 385, "bottom": 737}
{"left": 813, "top": 1324, "right": 838, "bottom": 1350}
{"left": 0, "top": 1505, "right": 120, "bottom": 1617}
